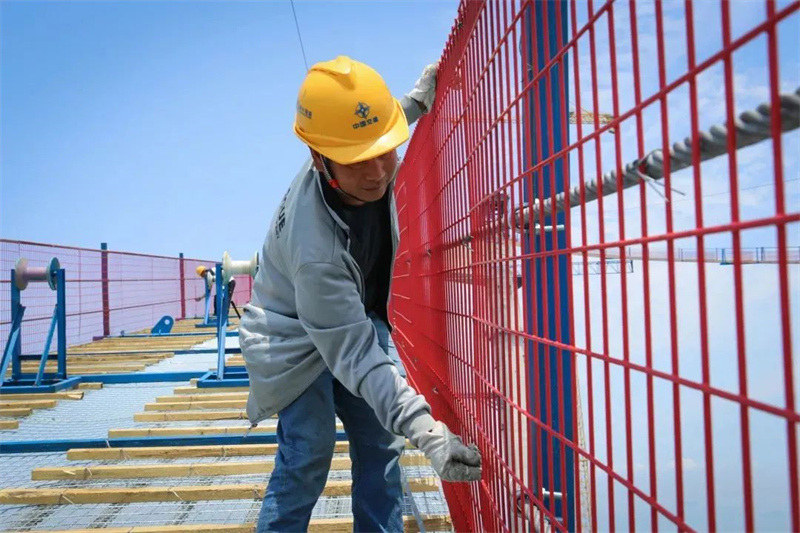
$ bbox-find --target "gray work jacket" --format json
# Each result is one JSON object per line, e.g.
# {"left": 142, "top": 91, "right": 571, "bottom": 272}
{"left": 240, "top": 97, "right": 431, "bottom": 435}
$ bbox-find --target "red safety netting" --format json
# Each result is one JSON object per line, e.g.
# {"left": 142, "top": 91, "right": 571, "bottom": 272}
{"left": 1, "top": 240, "right": 252, "bottom": 353}
{"left": 392, "top": 1, "right": 799, "bottom": 531}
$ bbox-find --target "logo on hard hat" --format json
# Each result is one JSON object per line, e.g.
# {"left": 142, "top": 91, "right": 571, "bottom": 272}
{"left": 355, "top": 102, "right": 370, "bottom": 119}
{"left": 352, "top": 102, "right": 379, "bottom": 129}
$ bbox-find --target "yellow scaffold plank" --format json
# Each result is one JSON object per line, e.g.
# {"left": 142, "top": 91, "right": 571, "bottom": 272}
{"left": 0, "top": 399, "right": 57, "bottom": 409}
{"left": 144, "top": 400, "right": 248, "bottom": 411}
{"left": 0, "top": 391, "right": 84, "bottom": 401}
{"left": 107, "top": 422, "right": 307, "bottom": 439}
{"left": 0, "top": 407, "right": 32, "bottom": 417}
{"left": 20, "top": 362, "right": 147, "bottom": 372}
{"left": 41, "top": 526, "right": 254, "bottom": 533}
{"left": 66, "top": 441, "right": 414, "bottom": 460}
{"left": 36, "top": 514, "right": 450, "bottom": 532}
{"left": 77, "top": 382, "right": 103, "bottom": 390}
{"left": 173, "top": 386, "right": 250, "bottom": 395}
{"left": 133, "top": 410, "right": 248, "bottom": 422}
{"left": 155, "top": 393, "right": 248, "bottom": 403}
{"left": 0, "top": 478, "right": 438, "bottom": 504}
{"left": 0, "top": 420, "right": 20, "bottom": 430}
{"left": 32, "top": 455, "right": 429, "bottom": 480}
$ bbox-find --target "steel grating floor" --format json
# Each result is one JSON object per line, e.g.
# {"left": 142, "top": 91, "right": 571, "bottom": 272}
{"left": 0, "top": 319, "right": 453, "bottom": 531}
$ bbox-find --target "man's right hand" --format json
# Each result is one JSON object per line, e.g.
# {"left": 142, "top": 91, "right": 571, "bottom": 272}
{"left": 403, "top": 413, "right": 482, "bottom": 482}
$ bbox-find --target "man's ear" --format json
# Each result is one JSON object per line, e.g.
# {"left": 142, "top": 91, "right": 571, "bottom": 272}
{"left": 309, "top": 149, "right": 325, "bottom": 172}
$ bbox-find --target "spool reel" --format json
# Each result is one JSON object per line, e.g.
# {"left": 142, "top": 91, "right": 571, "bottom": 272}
{"left": 221, "top": 251, "right": 259, "bottom": 284}
{"left": 14, "top": 257, "right": 61, "bottom": 291}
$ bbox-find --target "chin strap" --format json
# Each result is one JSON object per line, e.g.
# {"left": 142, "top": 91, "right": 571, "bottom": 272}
{"left": 320, "top": 156, "right": 377, "bottom": 205}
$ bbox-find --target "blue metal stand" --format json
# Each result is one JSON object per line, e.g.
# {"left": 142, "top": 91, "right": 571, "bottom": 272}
{"left": 1, "top": 264, "right": 70, "bottom": 392}
{"left": 197, "top": 263, "right": 249, "bottom": 388}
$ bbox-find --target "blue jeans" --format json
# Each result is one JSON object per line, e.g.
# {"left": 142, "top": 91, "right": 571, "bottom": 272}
{"left": 257, "top": 313, "right": 406, "bottom": 532}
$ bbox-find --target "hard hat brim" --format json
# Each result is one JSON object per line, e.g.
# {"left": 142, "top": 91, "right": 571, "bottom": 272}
{"left": 294, "top": 98, "right": 410, "bottom": 165}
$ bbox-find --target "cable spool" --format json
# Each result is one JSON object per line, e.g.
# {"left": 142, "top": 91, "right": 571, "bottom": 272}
{"left": 221, "top": 251, "right": 258, "bottom": 284}
{"left": 14, "top": 257, "right": 60, "bottom": 291}
{"left": 195, "top": 265, "right": 215, "bottom": 290}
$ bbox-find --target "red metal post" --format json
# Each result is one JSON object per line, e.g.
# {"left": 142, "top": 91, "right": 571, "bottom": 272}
{"left": 100, "top": 242, "right": 110, "bottom": 337}
{"left": 179, "top": 252, "right": 186, "bottom": 319}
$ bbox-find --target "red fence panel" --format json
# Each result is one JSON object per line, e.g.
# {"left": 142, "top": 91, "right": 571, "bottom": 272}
{"left": 1, "top": 240, "right": 252, "bottom": 353}
{"left": 393, "top": 1, "right": 799, "bottom": 531}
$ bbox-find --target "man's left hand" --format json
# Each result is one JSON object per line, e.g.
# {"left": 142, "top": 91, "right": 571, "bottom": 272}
{"left": 407, "top": 62, "right": 439, "bottom": 113}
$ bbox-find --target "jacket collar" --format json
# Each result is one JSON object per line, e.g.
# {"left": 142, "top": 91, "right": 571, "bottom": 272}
{"left": 310, "top": 161, "right": 397, "bottom": 236}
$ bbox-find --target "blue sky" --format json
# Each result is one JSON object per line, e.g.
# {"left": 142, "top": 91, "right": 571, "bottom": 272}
{"left": 0, "top": 0, "right": 458, "bottom": 259}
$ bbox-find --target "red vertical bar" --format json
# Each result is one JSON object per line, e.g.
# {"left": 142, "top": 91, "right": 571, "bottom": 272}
{"left": 627, "top": 1, "right": 659, "bottom": 528}
{"left": 720, "top": 2, "right": 754, "bottom": 529}
{"left": 654, "top": 0, "right": 685, "bottom": 523}
{"left": 548, "top": 2, "right": 571, "bottom": 528}
{"left": 586, "top": 0, "right": 616, "bottom": 528}
{"left": 569, "top": 1, "right": 599, "bottom": 529}
{"left": 765, "top": 1, "right": 799, "bottom": 530}
{"left": 683, "top": 1, "right": 717, "bottom": 530}
{"left": 606, "top": 3, "right": 636, "bottom": 529}
{"left": 100, "top": 242, "right": 110, "bottom": 337}
{"left": 508, "top": 4, "right": 527, "bottom": 529}
{"left": 179, "top": 252, "right": 186, "bottom": 320}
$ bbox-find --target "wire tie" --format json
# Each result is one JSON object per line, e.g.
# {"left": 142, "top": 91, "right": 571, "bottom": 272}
{"left": 170, "top": 489, "right": 184, "bottom": 502}
{"left": 60, "top": 494, "right": 76, "bottom": 505}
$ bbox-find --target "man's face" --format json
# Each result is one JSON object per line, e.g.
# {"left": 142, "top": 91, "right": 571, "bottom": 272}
{"left": 312, "top": 149, "right": 398, "bottom": 206}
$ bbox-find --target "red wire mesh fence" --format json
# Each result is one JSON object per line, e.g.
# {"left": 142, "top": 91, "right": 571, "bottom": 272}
{"left": 1, "top": 239, "right": 252, "bottom": 354}
{"left": 392, "top": 0, "right": 799, "bottom": 531}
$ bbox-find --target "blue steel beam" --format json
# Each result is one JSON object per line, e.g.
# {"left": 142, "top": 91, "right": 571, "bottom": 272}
{"left": 215, "top": 263, "right": 230, "bottom": 380}
{"left": 0, "top": 431, "right": 350, "bottom": 454}
{"left": 19, "top": 347, "right": 243, "bottom": 360}
{"left": 523, "top": 1, "right": 577, "bottom": 529}
{"left": 1, "top": 371, "right": 206, "bottom": 394}
{"left": 0, "top": 304, "right": 25, "bottom": 389}
{"left": 35, "top": 306, "right": 59, "bottom": 386}
{"left": 55, "top": 269, "right": 67, "bottom": 379}
{"left": 10, "top": 270, "right": 22, "bottom": 380}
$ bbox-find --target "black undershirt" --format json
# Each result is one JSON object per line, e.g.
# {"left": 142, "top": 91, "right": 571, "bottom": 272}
{"left": 319, "top": 172, "right": 392, "bottom": 325}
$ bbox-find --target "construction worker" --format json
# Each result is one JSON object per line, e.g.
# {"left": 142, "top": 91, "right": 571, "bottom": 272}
{"left": 240, "top": 56, "right": 481, "bottom": 532}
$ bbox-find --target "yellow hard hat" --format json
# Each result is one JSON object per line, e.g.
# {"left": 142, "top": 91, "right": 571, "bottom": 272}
{"left": 293, "top": 56, "right": 409, "bottom": 165}
{"left": 195, "top": 265, "right": 209, "bottom": 277}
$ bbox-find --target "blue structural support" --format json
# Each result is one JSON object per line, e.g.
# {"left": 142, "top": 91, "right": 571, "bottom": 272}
{"left": 522, "top": 1, "right": 577, "bottom": 529}
{"left": 215, "top": 263, "right": 228, "bottom": 380}
{"left": 10, "top": 269, "right": 22, "bottom": 380}
{"left": 19, "top": 347, "right": 242, "bottom": 359}
{"left": 54, "top": 268, "right": 67, "bottom": 380}
{"left": 0, "top": 371, "right": 208, "bottom": 394}
{"left": 0, "top": 302, "right": 25, "bottom": 387}
{"left": 0, "top": 431, "right": 350, "bottom": 454}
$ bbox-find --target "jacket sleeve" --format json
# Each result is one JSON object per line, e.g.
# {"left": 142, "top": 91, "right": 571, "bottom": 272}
{"left": 294, "top": 261, "right": 431, "bottom": 434}
{"left": 400, "top": 95, "right": 426, "bottom": 127}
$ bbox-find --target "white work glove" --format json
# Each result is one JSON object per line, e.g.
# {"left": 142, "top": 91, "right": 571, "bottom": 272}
{"left": 406, "top": 62, "right": 439, "bottom": 113}
{"left": 402, "top": 413, "right": 482, "bottom": 482}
